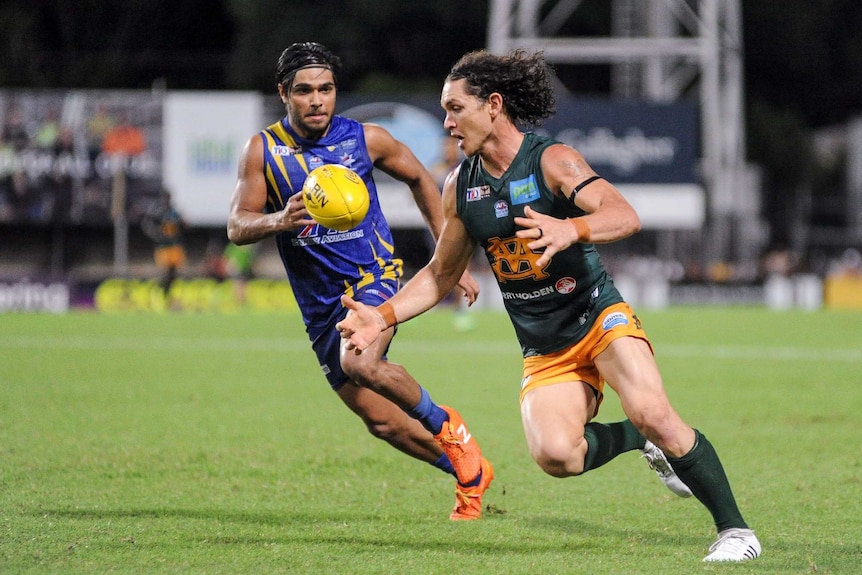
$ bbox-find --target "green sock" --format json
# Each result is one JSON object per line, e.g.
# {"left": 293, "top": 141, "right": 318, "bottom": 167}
{"left": 583, "top": 419, "right": 644, "bottom": 472}
{"left": 669, "top": 430, "right": 749, "bottom": 532}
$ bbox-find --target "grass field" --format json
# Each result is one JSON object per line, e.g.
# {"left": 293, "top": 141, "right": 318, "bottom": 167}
{"left": 1, "top": 307, "right": 860, "bottom": 574}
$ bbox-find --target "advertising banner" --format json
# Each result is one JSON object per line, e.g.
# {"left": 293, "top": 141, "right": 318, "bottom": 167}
{"left": 333, "top": 95, "right": 704, "bottom": 229}
{"left": 163, "top": 92, "right": 263, "bottom": 226}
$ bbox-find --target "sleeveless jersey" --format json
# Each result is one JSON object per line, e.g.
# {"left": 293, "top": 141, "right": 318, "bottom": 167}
{"left": 456, "top": 132, "right": 623, "bottom": 357}
{"left": 260, "top": 116, "right": 403, "bottom": 328}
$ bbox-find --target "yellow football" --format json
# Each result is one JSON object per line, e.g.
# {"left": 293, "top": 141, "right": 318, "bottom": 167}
{"left": 301, "top": 164, "right": 370, "bottom": 231}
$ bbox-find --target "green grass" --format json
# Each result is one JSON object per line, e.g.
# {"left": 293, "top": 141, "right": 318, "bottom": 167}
{"left": 1, "top": 307, "right": 860, "bottom": 574}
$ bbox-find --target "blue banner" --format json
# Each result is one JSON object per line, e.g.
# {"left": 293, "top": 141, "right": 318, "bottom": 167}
{"left": 335, "top": 95, "right": 699, "bottom": 184}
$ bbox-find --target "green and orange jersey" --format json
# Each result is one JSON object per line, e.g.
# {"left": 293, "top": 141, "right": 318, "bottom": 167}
{"left": 455, "top": 132, "right": 624, "bottom": 357}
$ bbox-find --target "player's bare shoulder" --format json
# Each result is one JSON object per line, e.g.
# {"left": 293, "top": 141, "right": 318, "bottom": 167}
{"left": 442, "top": 161, "right": 463, "bottom": 190}
{"left": 361, "top": 122, "right": 398, "bottom": 161}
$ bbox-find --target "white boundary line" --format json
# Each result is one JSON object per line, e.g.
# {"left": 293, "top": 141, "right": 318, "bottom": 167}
{"left": 2, "top": 336, "right": 861, "bottom": 362}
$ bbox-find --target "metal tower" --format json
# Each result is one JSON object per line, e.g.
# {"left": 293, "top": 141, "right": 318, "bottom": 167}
{"left": 487, "top": 0, "right": 761, "bottom": 270}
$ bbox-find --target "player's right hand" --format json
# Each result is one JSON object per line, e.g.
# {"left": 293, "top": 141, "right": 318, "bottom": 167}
{"left": 336, "top": 295, "right": 384, "bottom": 354}
{"left": 282, "top": 193, "right": 315, "bottom": 231}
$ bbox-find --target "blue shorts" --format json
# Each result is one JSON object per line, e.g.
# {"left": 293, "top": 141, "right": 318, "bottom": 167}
{"left": 308, "top": 279, "right": 398, "bottom": 390}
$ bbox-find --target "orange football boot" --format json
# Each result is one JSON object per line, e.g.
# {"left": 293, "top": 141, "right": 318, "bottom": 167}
{"left": 434, "top": 406, "right": 483, "bottom": 485}
{"left": 434, "top": 405, "right": 493, "bottom": 519}
{"left": 450, "top": 456, "right": 494, "bottom": 520}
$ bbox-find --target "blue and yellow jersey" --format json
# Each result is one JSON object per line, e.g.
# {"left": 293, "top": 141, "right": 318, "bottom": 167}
{"left": 261, "top": 115, "right": 403, "bottom": 328}
{"left": 456, "top": 132, "right": 623, "bottom": 357}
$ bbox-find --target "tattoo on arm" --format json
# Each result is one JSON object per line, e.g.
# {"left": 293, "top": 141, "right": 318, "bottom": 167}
{"left": 559, "top": 158, "right": 594, "bottom": 180}
{"left": 557, "top": 158, "right": 597, "bottom": 204}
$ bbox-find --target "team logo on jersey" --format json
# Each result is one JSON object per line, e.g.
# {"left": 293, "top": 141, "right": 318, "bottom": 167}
{"left": 340, "top": 153, "right": 356, "bottom": 167}
{"left": 509, "top": 174, "right": 541, "bottom": 205}
{"left": 494, "top": 200, "right": 509, "bottom": 218}
{"left": 272, "top": 145, "right": 302, "bottom": 156}
{"left": 555, "top": 277, "right": 577, "bottom": 294}
{"left": 602, "top": 312, "right": 629, "bottom": 330}
{"left": 466, "top": 185, "right": 491, "bottom": 202}
{"left": 487, "top": 236, "right": 549, "bottom": 282}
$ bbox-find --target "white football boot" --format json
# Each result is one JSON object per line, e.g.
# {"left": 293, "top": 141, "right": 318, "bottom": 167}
{"left": 641, "top": 440, "right": 693, "bottom": 498}
{"left": 703, "top": 528, "right": 762, "bottom": 562}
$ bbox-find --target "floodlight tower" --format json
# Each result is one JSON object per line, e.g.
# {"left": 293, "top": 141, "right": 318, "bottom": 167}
{"left": 487, "top": 0, "right": 760, "bottom": 271}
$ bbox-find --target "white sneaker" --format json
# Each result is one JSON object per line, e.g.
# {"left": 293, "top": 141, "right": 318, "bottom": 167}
{"left": 703, "top": 528, "right": 762, "bottom": 562}
{"left": 641, "top": 440, "right": 692, "bottom": 498}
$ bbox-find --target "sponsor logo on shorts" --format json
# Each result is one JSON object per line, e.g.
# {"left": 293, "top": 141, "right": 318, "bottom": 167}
{"left": 602, "top": 311, "right": 629, "bottom": 330}
{"left": 520, "top": 375, "right": 531, "bottom": 390}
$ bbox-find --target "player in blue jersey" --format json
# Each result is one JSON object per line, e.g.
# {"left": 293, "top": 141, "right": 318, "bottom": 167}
{"left": 227, "top": 42, "right": 493, "bottom": 520}
{"left": 337, "top": 49, "right": 761, "bottom": 560}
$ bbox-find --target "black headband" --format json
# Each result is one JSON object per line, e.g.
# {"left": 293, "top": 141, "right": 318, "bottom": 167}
{"left": 282, "top": 63, "right": 334, "bottom": 89}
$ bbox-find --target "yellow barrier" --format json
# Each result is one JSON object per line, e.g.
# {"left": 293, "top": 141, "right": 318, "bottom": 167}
{"left": 94, "top": 278, "right": 299, "bottom": 313}
{"left": 823, "top": 275, "right": 862, "bottom": 309}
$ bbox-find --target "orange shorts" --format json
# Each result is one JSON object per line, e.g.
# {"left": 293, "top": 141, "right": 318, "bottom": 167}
{"left": 154, "top": 245, "right": 186, "bottom": 269}
{"left": 519, "top": 302, "right": 652, "bottom": 412}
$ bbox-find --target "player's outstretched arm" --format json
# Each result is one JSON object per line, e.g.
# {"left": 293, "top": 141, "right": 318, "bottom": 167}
{"left": 366, "top": 124, "right": 480, "bottom": 307}
{"left": 336, "top": 296, "right": 387, "bottom": 352}
{"left": 337, "top": 170, "right": 477, "bottom": 353}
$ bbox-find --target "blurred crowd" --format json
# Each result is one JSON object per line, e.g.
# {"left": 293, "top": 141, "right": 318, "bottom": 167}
{"left": 0, "top": 94, "right": 160, "bottom": 226}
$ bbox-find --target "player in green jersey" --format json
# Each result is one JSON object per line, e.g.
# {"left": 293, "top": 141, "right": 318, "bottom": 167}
{"left": 336, "top": 49, "right": 761, "bottom": 562}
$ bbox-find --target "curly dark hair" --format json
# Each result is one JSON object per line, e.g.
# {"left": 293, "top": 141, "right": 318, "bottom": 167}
{"left": 446, "top": 49, "right": 556, "bottom": 127}
{"left": 276, "top": 42, "right": 342, "bottom": 89}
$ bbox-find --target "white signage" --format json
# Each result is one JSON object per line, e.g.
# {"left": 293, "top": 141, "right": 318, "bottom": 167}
{"left": 163, "top": 92, "right": 263, "bottom": 225}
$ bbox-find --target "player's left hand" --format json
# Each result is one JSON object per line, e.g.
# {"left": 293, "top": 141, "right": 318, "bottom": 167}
{"left": 336, "top": 295, "right": 385, "bottom": 354}
{"left": 514, "top": 205, "right": 576, "bottom": 268}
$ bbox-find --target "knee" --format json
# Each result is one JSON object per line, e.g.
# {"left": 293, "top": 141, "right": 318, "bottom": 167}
{"left": 530, "top": 436, "right": 587, "bottom": 478}
{"left": 341, "top": 355, "right": 380, "bottom": 389}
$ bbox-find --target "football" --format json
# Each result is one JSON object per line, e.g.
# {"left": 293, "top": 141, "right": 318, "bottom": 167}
{"left": 301, "top": 164, "right": 370, "bottom": 231}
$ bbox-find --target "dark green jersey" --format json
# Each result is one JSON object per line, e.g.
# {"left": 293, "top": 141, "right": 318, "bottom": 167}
{"left": 456, "top": 132, "right": 623, "bottom": 357}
